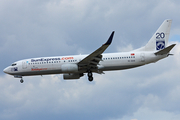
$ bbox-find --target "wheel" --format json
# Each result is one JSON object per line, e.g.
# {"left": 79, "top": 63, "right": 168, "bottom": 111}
{"left": 20, "top": 79, "right": 24, "bottom": 83}
{"left": 88, "top": 71, "right": 92, "bottom": 77}
{"left": 88, "top": 77, "right": 93, "bottom": 82}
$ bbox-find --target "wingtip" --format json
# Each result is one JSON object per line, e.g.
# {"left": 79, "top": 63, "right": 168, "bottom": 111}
{"left": 104, "top": 31, "right": 115, "bottom": 45}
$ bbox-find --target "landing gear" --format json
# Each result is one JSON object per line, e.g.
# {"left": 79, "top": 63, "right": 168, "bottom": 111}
{"left": 20, "top": 78, "right": 24, "bottom": 83}
{"left": 88, "top": 77, "right": 93, "bottom": 81}
{"left": 87, "top": 71, "right": 93, "bottom": 82}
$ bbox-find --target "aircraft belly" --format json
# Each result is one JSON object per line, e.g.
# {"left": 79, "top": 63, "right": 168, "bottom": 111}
{"left": 14, "top": 69, "right": 63, "bottom": 76}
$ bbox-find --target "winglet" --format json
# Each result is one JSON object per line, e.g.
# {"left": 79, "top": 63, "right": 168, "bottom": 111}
{"left": 155, "top": 44, "right": 176, "bottom": 55}
{"left": 104, "top": 31, "right": 115, "bottom": 45}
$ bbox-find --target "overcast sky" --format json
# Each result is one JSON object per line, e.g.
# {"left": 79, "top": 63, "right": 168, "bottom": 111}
{"left": 1, "top": 0, "right": 180, "bottom": 120}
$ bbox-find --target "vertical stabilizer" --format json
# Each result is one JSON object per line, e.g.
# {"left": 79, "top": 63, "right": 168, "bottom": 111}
{"left": 136, "top": 19, "right": 172, "bottom": 51}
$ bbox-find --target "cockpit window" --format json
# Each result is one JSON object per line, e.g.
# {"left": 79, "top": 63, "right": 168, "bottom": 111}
{"left": 11, "top": 63, "right": 17, "bottom": 66}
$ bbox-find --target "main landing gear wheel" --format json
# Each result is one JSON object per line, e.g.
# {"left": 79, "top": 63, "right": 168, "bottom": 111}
{"left": 88, "top": 77, "right": 93, "bottom": 81}
{"left": 88, "top": 72, "right": 92, "bottom": 77}
{"left": 87, "top": 71, "right": 93, "bottom": 82}
{"left": 20, "top": 78, "right": 24, "bottom": 83}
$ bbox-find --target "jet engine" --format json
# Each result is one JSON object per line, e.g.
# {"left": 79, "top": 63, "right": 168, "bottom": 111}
{"left": 63, "top": 73, "right": 84, "bottom": 80}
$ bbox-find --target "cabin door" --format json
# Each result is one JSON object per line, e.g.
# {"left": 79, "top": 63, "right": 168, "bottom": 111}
{"left": 22, "top": 61, "right": 27, "bottom": 69}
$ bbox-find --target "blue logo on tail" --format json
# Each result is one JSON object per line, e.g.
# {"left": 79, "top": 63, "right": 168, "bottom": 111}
{"left": 156, "top": 41, "right": 165, "bottom": 50}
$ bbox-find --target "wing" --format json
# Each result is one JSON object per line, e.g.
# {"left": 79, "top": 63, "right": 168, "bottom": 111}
{"left": 78, "top": 31, "right": 115, "bottom": 70}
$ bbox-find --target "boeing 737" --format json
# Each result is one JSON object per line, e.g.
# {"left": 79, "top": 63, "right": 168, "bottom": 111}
{"left": 3, "top": 19, "right": 176, "bottom": 83}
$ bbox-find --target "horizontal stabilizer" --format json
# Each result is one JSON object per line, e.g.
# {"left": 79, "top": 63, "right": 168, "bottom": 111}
{"left": 155, "top": 44, "right": 176, "bottom": 55}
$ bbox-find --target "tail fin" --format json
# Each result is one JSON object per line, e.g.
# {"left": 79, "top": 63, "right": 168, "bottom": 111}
{"left": 136, "top": 19, "right": 172, "bottom": 51}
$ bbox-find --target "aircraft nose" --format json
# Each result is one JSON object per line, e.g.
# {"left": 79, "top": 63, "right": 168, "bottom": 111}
{"left": 3, "top": 67, "right": 9, "bottom": 74}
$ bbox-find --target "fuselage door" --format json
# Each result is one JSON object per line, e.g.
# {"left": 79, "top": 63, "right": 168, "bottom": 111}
{"left": 22, "top": 61, "right": 27, "bottom": 69}
{"left": 140, "top": 53, "right": 145, "bottom": 62}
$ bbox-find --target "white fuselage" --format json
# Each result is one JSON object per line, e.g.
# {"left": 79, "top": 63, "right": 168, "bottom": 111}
{"left": 3, "top": 51, "right": 167, "bottom": 77}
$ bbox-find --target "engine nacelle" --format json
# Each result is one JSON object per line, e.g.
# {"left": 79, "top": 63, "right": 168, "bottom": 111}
{"left": 63, "top": 73, "right": 83, "bottom": 80}
{"left": 61, "top": 64, "right": 78, "bottom": 73}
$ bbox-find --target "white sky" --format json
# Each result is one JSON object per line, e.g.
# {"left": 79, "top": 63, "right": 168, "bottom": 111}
{"left": 0, "top": 0, "right": 180, "bottom": 120}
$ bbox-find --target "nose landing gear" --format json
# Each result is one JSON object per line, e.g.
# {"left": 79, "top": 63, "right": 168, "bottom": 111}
{"left": 20, "top": 78, "right": 24, "bottom": 83}
{"left": 14, "top": 75, "right": 24, "bottom": 83}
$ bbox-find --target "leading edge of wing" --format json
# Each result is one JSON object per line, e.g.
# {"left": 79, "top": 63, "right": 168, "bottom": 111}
{"left": 78, "top": 31, "right": 115, "bottom": 66}
{"left": 104, "top": 31, "right": 115, "bottom": 45}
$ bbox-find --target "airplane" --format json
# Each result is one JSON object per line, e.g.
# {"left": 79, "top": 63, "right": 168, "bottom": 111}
{"left": 3, "top": 19, "right": 176, "bottom": 83}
